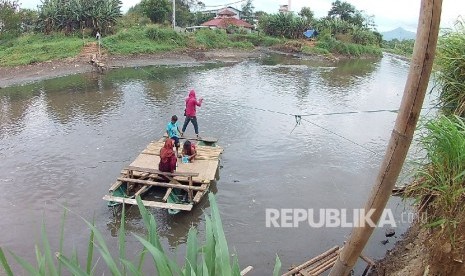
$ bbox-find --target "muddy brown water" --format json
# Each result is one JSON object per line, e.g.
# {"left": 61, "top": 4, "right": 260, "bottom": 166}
{"left": 0, "top": 53, "right": 436, "bottom": 274}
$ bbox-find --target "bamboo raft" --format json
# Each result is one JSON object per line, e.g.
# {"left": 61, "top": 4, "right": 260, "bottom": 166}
{"left": 282, "top": 245, "right": 375, "bottom": 276}
{"left": 282, "top": 246, "right": 374, "bottom": 276}
{"left": 102, "top": 136, "right": 223, "bottom": 213}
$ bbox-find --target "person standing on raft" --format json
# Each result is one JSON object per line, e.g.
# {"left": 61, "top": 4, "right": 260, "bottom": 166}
{"left": 181, "top": 89, "right": 203, "bottom": 139}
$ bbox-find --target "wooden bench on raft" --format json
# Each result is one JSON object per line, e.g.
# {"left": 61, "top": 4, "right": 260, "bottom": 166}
{"left": 282, "top": 246, "right": 375, "bottom": 276}
{"left": 103, "top": 166, "right": 203, "bottom": 211}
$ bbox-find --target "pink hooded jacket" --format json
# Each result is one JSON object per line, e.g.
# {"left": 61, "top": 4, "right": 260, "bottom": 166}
{"left": 185, "top": 90, "right": 203, "bottom": 117}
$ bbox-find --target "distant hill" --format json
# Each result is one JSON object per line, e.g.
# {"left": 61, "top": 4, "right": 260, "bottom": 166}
{"left": 381, "top": 27, "right": 416, "bottom": 41}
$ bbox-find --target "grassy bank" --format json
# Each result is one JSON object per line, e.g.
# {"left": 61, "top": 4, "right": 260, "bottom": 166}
{"left": 0, "top": 25, "right": 385, "bottom": 67}
{"left": 101, "top": 26, "right": 283, "bottom": 54}
{"left": 381, "top": 39, "right": 415, "bottom": 57}
{"left": 314, "top": 35, "right": 382, "bottom": 57}
{"left": 407, "top": 19, "right": 465, "bottom": 257}
{"left": 271, "top": 37, "right": 382, "bottom": 58}
{"left": 0, "top": 26, "right": 283, "bottom": 66}
{"left": 0, "top": 33, "right": 84, "bottom": 66}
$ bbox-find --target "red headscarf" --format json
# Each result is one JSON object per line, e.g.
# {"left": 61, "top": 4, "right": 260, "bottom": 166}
{"left": 160, "top": 138, "right": 174, "bottom": 162}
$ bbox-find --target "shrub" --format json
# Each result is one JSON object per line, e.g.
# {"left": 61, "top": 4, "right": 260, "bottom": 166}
{"left": 145, "top": 25, "right": 186, "bottom": 46}
{"left": 406, "top": 115, "right": 465, "bottom": 245}
{"left": 301, "top": 45, "right": 330, "bottom": 55}
{"left": 230, "top": 33, "right": 282, "bottom": 46}
{"left": 315, "top": 35, "right": 381, "bottom": 57}
{"left": 194, "top": 29, "right": 230, "bottom": 48}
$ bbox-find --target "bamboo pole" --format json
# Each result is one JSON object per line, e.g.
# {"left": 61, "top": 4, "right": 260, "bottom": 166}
{"left": 329, "top": 0, "right": 442, "bottom": 275}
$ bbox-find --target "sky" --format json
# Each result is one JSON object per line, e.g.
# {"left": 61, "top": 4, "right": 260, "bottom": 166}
{"left": 18, "top": 0, "right": 464, "bottom": 32}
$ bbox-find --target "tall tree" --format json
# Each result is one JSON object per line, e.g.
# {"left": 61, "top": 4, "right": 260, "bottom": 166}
{"left": 19, "top": 8, "right": 38, "bottom": 32}
{"left": 37, "top": 0, "right": 122, "bottom": 34}
{"left": 192, "top": 11, "right": 213, "bottom": 26}
{"left": 141, "top": 0, "right": 171, "bottom": 24}
{"left": 328, "top": 0, "right": 373, "bottom": 28}
{"left": 0, "top": 0, "right": 21, "bottom": 36}
{"left": 298, "top": 7, "right": 314, "bottom": 24}
{"left": 241, "top": 0, "right": 255, "bottom": 25}
{"left": 255, "top": 10, "right": 267, "bottom": 19}
{"left": 172, "top": 0, "right": 193, "bottom": 27}
{"left": 328, "top": 0, "right": 356, "bottom": 22}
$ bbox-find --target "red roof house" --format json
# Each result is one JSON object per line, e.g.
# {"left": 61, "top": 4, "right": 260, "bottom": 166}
{"left": 201, "top": 8, "right": 253, "bottom": 30}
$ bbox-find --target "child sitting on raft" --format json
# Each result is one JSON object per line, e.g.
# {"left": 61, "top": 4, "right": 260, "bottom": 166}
{"left": 181, "top": 140, "right": 197, "bottom": 163}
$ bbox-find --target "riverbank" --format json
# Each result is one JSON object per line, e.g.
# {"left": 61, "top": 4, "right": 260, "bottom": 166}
{"left": 371, "top": 218, "right": 465, "bottom": 275}
{"left": 0, "top": 48, "right": 267, "bottom": 88}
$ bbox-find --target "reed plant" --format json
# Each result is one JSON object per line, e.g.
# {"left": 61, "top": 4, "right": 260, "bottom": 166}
{"left": 0, "top": 194, "right": 281, "bottom": 275}
{"left": 406, "top": 115, "right": 465, "bottom": 244}
{"left": 434, "top": 19, "right": 465, "bottom": 116}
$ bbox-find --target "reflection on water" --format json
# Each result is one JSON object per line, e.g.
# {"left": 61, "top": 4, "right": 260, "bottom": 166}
{"left": 0, "top": 53, "right": 434, "bottom": 274}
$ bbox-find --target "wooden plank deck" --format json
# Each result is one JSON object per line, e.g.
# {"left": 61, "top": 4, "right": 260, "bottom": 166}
{"left": 103, "top": 195, "right": 193, "bottom": 211}
{"left": 104, "top": 137, "right": 223, "bottom": 211}
{"left": 133, "top": 138, "right": 223, "bottom": 184}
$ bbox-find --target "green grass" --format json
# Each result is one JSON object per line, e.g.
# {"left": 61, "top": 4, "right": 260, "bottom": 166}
{"left": 193, "top": 29, "right": 231, "bottom": 49}
{"left": 230, "top": 33, "right": 283, "bottom": 47}
{"left": 406, "top": 115, "right": 465, "bottom": 244}
{"left": 301, "top": 45, "right": 330, "bottom": 55}
{"left": 434, "top": 19, "right": 465, "bottom": 116}
{"left": 0, "top": 34, "right": 84, "bottom": 66}
{"left": 102, "top": 27, "right": 262, "bottom": 54}
{"left": 0, "top": 194, "right": 282, "bottom": 275}
{"left": 102, "top": 27, "right": 184, "bottom": 54}
{"left": 316, "top": 36, "right": 382, "bottom": 57}
{"left": 0, "top": 27, "right": 273, "bottom": 65}
{"left": 0, "top": 26, "right": 382, "bottom": 66}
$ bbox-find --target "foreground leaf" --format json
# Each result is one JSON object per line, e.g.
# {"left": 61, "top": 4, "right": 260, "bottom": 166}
{"left": 273, "top": 254, "right": 281, "bottom": 276}
{"left": 0, "top": 247, "right": 14, "bottom": 276}
{"left": 56, "top": 253, "right": 87, "bottom": 276}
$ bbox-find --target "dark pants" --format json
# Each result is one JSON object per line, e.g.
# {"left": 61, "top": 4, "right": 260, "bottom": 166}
{"left": 182, "top": 116, "right": 199, "bottom": 134}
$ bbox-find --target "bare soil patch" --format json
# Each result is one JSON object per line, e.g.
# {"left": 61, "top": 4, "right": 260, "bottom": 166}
{"left": 370, "top": 218, "right": 465, "bottom": 275}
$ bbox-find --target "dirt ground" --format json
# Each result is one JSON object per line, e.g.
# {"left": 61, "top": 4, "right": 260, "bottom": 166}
{"left": 370, "top": 218, "right": 465, "bottom": 276}
{"left": 0, "top": 47, "right": 265, "bottom": 88}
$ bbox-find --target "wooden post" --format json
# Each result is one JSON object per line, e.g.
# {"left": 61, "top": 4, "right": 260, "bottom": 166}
{"left": 188, "top": 176, "right": 193, "bottom": 202}
{"left": 172, "top": 0, "right": 176, "bottom": 29}
{"left": 329, "top": 0, "right": 442, "bottom": 275}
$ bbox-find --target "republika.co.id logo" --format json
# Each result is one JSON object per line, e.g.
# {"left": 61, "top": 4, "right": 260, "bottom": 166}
{"left": 265, "top": 208, "right": 400, "bottom": 228}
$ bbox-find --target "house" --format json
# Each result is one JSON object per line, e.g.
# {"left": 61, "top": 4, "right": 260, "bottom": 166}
{"left": 279, "top": 4, "right": 290, "bottom": 14}
{"left": 201, "top": 6, "right": 242, "bottom": 20}
{"left": 201, "top": 8, "right": 253, "bottom": 32}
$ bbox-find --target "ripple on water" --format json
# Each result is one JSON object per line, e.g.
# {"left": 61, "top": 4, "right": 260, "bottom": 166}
{"left": 0, "top": 54, "right": 438, "bottom": 274}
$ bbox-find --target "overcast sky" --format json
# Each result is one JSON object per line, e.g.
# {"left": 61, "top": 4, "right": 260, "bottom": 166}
{"left": 18, "top": 0, "right": 464, "bottom": 32}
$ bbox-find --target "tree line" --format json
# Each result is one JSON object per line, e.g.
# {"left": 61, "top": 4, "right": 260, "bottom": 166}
{"left": 259, "top": 0, "right": 381, "bottom": 46}
{"left": 1, "top": 0, "right": 382, "bottom": 47}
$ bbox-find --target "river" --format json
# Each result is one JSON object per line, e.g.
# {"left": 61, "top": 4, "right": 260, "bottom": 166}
{"left": 0, "top": 53, "right": 436, "bottom": 274}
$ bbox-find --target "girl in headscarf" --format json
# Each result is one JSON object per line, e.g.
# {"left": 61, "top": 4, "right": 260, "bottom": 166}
{"left": 159, "top": 138, "right": 177, "bottom": 173}
{"left": 181, "top": 89, "right": 203, "bottom": 138}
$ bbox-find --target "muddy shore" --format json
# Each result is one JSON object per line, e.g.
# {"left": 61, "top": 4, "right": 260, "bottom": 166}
{"left": 0, "top": 49, "right": 266, "bottom": 88}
